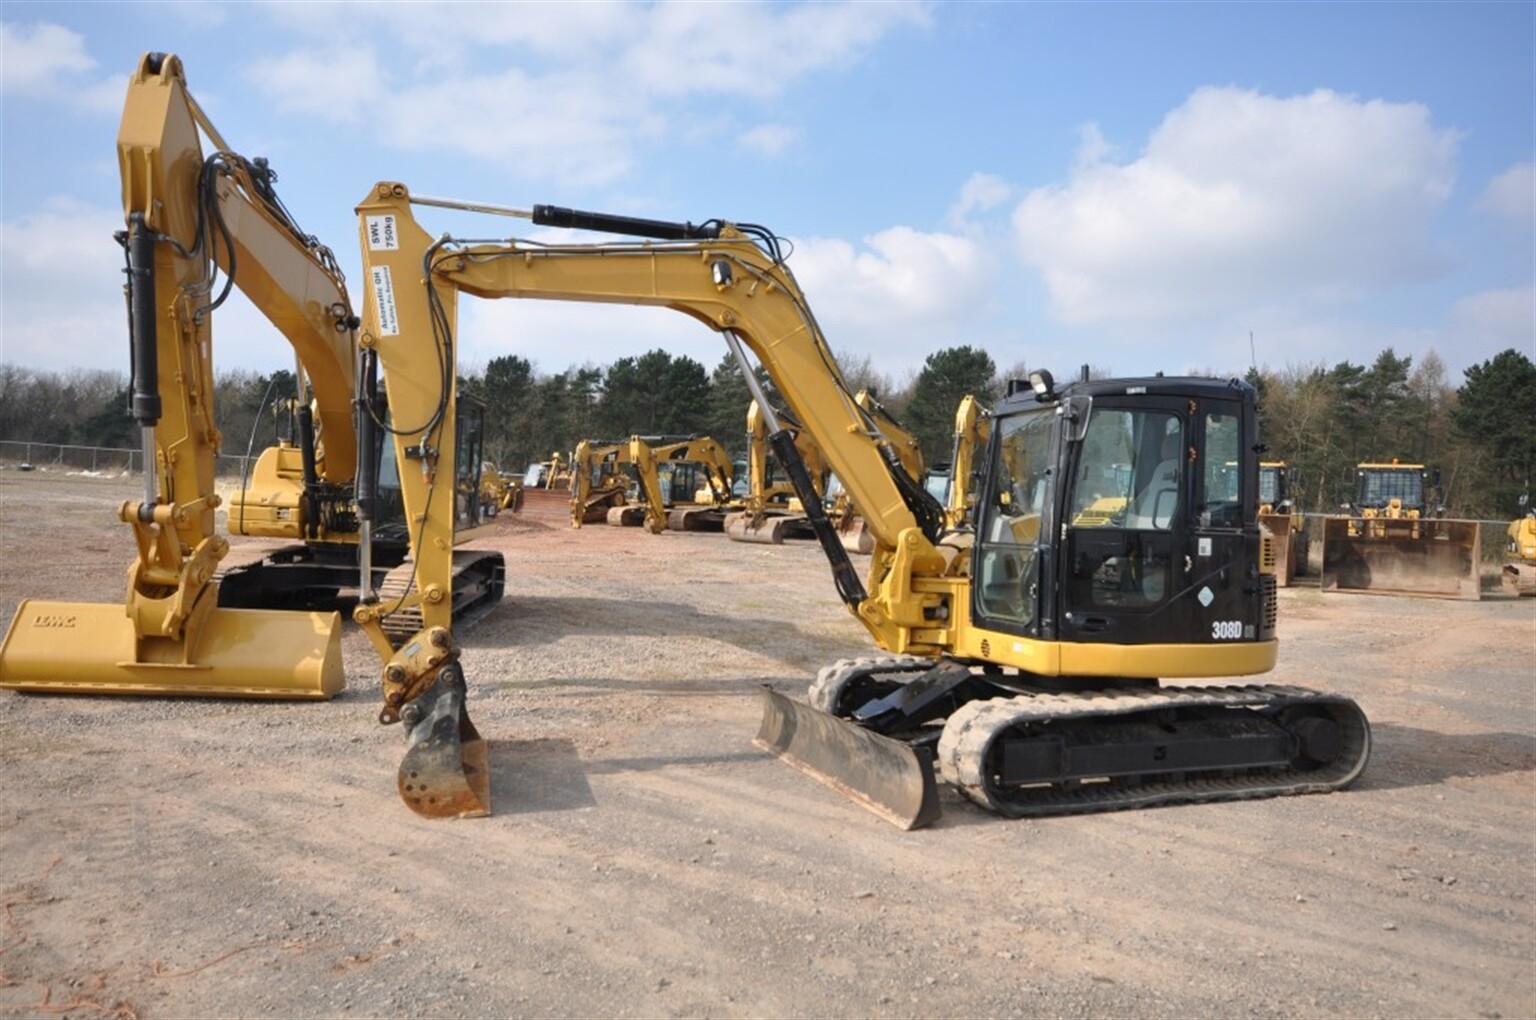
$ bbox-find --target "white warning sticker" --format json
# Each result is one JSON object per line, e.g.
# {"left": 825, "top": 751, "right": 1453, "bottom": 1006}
{"left": 370, "top": 265, "right": 399, "bottom": 336}
{"left": 365, "top": 214, "right": 399, "bottom": 251}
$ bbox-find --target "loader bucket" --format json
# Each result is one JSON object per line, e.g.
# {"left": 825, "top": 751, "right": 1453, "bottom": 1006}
{"left": 754, "top": 687, "right": 941, "bottom": 830}
{"left": 1320, "top": 517, "right": 1481, "bottom": 600}
{"left": 0, "top": 598, "right": 343, "bottom": 698}
{"left": 1259, "top": 514, "right": 1297, "bottom": 587}
{"left": 397, "top": 663, "right": 490, "bottom": 819}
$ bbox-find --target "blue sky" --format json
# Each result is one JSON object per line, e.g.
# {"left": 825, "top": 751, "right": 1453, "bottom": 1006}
{"left": 2, "top": 1, "right": 1531, "bottom": 390}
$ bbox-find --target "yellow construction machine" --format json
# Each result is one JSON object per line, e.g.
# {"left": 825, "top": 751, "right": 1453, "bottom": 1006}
{"left": 568, "top": 438, "right": 633, "bottom": 527}
{"left": 568, "top": 435, "right": 733, "bottom": 532}
{"left": 1504, "top": 491, "right": 1536, "bottom": 596}
{"left": 0, "top": 54, "right": 505, "bottom": 818}
{"left": 724, "top": 399, "right": 834, "bottom": 544}
{"left": 1319, "top": 461, "right": 1480, "bottom": 600}
{"left": 1257, "top": 461, "right": 1308, "bottom": 587}
{"left": 351, "top": 183, "right": 1370, "bottom": 827}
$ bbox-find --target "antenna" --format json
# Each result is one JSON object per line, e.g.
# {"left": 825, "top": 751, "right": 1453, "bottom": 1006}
{"left": 1249, "top": 330, "right": 1257, "bottom": 373}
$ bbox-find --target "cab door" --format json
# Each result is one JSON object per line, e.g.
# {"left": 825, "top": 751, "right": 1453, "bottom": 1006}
{"left": 1057, "top": 399, "right": 1190, "bottom": 643}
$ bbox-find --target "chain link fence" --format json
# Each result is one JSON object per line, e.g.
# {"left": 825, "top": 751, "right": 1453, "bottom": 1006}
{"left": 0, "top": 440, "right": 254, "bottom": 478}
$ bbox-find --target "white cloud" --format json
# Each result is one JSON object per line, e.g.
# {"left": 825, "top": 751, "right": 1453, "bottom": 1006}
{"left": 1, "top": 198, "right": 127, "bottom": 371}
{"left": 787, "top": 226, "right": 997, "bottom": 367}
{"left": 246, "top": 48, "right": 386, "bottom": 125}
{"left": 739, "top": 123, "right": 800, "bottom": 158}
{"left": 946, "top": 172, "right": 1011, "bottom": 229}
{"left": 1451, "top": 285, "right": 1535, "bottom": 353}
{"left": 248, "top": 1, "right": 928, "bottom": 185}
{"left": 0, "top": 21, "right": 121, "bottom": 113}
{"left": 0, "top": 22, "right": 93, "bottom": 93}
{"left": 623, "top": 1, "right": 931, "bottom": 97}
{"left": 1013, "top": 87, "right": 1460, "bottom": 325}
{"left": 1477, "top": 162, "right": 1535, "bottom": 222}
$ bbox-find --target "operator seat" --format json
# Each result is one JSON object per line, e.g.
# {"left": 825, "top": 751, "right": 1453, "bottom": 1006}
{"left": 1124, "top": 432, "right": 1182, "bottom": 530}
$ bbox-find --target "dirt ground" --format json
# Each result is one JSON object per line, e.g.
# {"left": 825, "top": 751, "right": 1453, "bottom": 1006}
{"left": 0, "top": 470, "right": 1532, "bottom": 1020}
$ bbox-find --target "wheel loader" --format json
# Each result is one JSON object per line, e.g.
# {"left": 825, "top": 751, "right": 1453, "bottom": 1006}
{"left": 1257, "top": 461, "right": 1309, "bottom": 586}
{"left": 1503, "top": 491, "right": 1536, "bottom": 596}
{"left": 1319, "top": 462, "right": 1481, "bottom": 600}
{"left": 343, "top": 182, "right": 1369, "bottom": 827}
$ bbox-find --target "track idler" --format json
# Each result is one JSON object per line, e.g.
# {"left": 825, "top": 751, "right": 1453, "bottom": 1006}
{"left": 396, "top": 662, "right": 490, "bottom": 819}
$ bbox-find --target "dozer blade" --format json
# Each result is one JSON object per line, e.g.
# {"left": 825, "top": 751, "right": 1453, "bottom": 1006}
{"left": 398, "top": 664, "right": 490, "bottom": 819}
{"left": 754, "top": 687, "right": 940, "bottom": 830}
{"left": 0, "top": 599, "right": 342, "bottom": 698}
{"left": 1320, "top": 517, "right": 1481, "bottom": 600}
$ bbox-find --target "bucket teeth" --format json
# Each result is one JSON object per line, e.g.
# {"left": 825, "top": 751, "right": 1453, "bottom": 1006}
{"left": 397, "top": 665, "right": 490, "bottom": 819}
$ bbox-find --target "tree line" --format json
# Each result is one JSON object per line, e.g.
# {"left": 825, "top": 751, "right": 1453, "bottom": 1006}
{"left": 2, "top": 344, "right": 1530, "bottom": 519}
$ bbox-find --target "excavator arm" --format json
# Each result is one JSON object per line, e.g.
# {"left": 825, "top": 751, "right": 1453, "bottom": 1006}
{"left": 1, "top": 52, "right": 356, "bottom": 699}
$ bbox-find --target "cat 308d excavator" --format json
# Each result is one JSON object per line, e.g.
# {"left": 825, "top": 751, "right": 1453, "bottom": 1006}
{"left": 351, "top": 181, "right": 1370, "bottom": 827}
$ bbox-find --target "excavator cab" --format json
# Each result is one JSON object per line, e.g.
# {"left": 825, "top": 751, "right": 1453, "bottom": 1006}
{"left": 972, "top": 381, "right": 1258, "bottom": 645}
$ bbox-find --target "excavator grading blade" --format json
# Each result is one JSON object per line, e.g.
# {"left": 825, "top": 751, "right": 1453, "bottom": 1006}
{"left": 1320, "top": 517, "right": 1481, "bottom": 600}
{"left": 754, "top": 687, "right": 940, "bottom": 829}
{"left": 0, "top": 599, "right": 343, "bottom": 697}
{"left": 397, "top": 664, "right": 490, "bottom": 819}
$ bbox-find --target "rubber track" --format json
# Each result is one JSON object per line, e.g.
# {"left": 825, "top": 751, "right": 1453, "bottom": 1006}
{"left": 937, "top": 684, "right": 1370, "bottom": 818}
{"left": 807, "top": 655, "right": 935, "bottom": 714}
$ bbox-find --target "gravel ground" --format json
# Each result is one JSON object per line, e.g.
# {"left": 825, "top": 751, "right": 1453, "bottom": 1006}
{"left": 0, "top": 470, "right": 1532, "bottom": 1019}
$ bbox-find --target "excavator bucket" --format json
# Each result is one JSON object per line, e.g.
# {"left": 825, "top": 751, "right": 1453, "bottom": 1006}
{"left": 397, "top": 665, "right": 490, "bottom": 819}
{"left": 837, "top": 517, "right": 874, "bottom": 556}
{"left": 725, "top": 512, "right": 788, "bottom": 544}
{"left": 754, "top": 687, "right": 941, "bottom": 830}
{"left": 0, "top": 598, "right": 343, "bottom": 697}
{"left": 1320, "top": 517, "right": 1481, "bottom": 600}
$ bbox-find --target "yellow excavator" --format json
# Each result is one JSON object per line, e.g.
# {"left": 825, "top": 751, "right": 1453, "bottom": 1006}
{"left": 569, "top": 435, "right": 733, "bottom": 532}
{"left": 0, "top": 54, "right": 504, "bottom": 817}
{"left": 1319, "top": 461, "right": 1481, "bottom": 600}
{"left": 351, "top": 182, "right": 1370, "bottom": 827}
{"left": 724, "top": 399, "right": 833, "bottom": 544}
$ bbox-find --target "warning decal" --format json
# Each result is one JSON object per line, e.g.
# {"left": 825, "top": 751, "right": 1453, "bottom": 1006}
{"left": 370, "top": 266, "right": 399, "bottom": 336}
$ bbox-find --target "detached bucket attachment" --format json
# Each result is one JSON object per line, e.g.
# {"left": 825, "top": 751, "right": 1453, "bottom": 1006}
{"left": 669, "top": 507, "right": 726, "bottom": 532}
{"left": 606, "top": 505, "right": 647, "bottom": 527}
{"left": 1320, "top": 517, "right": 1481, "bottom": 600}
{"left": 725, "top": 512, "right": 788, "bottom": 545}
{"left": 398, "top": 663, "right": 490, "bottom": 819}
{"left": 0, "top": 598, "right": 343, "bottom": 698}
{"left": 754, "top": 687, "right": 940, "bottom": 830}
{"left": 837, "top": 517, "right": 874, "bottom": 556}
